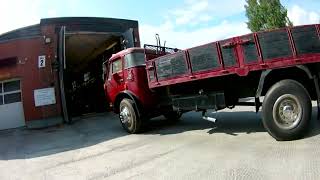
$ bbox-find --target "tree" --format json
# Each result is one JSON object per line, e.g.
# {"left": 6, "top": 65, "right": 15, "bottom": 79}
{"left": 245, "top": 0, "right": 293, "bottom": 32}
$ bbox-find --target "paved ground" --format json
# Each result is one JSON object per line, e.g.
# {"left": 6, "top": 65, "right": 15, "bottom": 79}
{"left": 1, "top": 105, "right": 320, "bottom": 180}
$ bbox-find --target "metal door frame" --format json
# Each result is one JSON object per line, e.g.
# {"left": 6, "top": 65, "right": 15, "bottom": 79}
{"left": 58, "top": 26, "right": 70, "bottom": 123}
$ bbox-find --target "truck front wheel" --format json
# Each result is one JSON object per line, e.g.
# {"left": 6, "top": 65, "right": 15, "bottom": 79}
{"left": 262, "top": 79, "right": 311, "bottom": 141}
{"left": 119, "top": 98, "right": 143, "bottom": 133}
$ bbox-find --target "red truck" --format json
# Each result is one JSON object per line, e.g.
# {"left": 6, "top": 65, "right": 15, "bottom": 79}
{"left": 104, "top": 24, "right": 320, "bottom": 141}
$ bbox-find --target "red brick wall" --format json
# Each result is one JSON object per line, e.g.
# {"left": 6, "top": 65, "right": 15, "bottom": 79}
{"left": 0, "top": 20, "right": 141, "bottom": 123}
{"left": 0, "top": 25, "right": 62, "bottom": 122}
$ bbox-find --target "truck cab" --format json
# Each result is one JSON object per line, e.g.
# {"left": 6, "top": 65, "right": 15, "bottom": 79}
{"left": 104, "top": 47, "right": 154, "bottom": 108}
{"left": 103, "top": 48, "right": 157, "bottom": 132}
{"left": 103, "top": 47, "right": 181, "bottom": 133}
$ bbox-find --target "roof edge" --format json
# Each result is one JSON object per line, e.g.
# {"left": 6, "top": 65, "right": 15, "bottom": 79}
{"left": 0, "top": 24, "right": 40, "bottom": 38}
{"left": 41, "top": 17, "right": 138, "bottom": 27}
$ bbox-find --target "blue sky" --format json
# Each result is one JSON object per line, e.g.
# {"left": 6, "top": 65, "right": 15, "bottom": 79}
{"left": 1, "top": 0, "right": 320, "bottom": 48}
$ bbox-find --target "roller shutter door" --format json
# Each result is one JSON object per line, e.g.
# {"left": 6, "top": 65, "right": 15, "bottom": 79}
{"left": 0, "top": 79, "right": 25, "bottom": 130}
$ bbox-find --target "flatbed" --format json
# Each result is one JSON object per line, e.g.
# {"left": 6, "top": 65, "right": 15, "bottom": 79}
{"left": 145, "top": 24, "right": 320, "bottom": 89}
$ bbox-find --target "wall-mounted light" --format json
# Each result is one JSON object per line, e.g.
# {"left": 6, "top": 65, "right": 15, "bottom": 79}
{"left": 43, "top": 36, "right": 52, "bottom": 44}
{"left": 45, "top": 37, "right": 52, "bottom": 44}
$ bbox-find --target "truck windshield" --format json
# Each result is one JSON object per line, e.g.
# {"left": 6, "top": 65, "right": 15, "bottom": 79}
{"left": 124, "top": 52, "right": 145, "bottom": 69}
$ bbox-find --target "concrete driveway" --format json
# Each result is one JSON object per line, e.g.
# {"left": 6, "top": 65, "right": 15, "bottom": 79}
{"left": 1, "top": 105, "right": 320, "bottom": 180}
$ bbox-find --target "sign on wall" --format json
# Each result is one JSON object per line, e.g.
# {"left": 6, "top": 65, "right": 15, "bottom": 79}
{"left": 34, "top": 88, "right": 56, "bottom": 107}
{"left": 38, "top": 55, "right": 46, "bottom": 68}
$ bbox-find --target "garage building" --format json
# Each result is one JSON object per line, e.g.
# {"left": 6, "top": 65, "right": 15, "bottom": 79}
{"left": 0, "top": 17, "right": 140, "bottom": 130}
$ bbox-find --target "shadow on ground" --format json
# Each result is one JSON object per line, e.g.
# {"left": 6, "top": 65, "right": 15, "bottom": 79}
{"left": 0, "top": 113, "right": 127, "bottom": 160}
{"left": 147, "top": 110, "right": 265, "bottom": 136}
{"left": 0, "top": 107, "right": 319, "bottom": 160}
{"left": 146, "top": 107, "right": 320, "bottom": 139}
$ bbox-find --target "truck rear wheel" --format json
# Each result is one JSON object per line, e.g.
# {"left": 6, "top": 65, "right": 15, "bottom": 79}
{"left": 262, "top": 79, "right": 311, "bottom": 141}
{"left": 119, "top": 98, "right": 143, "bottom": 133}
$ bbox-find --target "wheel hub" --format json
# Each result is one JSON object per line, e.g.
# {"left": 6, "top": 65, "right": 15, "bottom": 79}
{"left": 282, "top": 105, "right": 294, "bottom": 120}
{"left": 120, "top": 106, "right": 131, "bottom": 124}
{"left": 273, "top": 94, "right": 302, "bottom": 130}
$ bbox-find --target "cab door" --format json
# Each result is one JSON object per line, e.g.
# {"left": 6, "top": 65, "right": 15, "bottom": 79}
{"left": 106, "top": 57, "right": 125, "bottom": 103}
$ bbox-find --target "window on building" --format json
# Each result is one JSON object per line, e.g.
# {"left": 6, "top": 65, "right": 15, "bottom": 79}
{"left": 4, "top": 92, "right": 21, "bottom": 104}
{"left": 4, "top": 80, "right": 20, "bottom": 92}
{"left": 0, "top": 80, "right": 21, "bottom": 105}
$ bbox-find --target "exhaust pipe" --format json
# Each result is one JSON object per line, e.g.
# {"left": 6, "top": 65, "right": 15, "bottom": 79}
{"left": 202, "top": 111, "right": 217, "bottom": 123}
{"left": 202, "top": 116, "right": 217, "bottom": 123}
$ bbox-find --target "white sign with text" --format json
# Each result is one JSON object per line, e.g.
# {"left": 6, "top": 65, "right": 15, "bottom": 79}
{"left": 34, "top": 87, "right": 56, "bottom": 107}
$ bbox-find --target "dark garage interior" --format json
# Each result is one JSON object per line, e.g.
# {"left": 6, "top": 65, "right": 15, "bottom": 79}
{"left": 64, "top": 32, "right": 123, "bottom": 118}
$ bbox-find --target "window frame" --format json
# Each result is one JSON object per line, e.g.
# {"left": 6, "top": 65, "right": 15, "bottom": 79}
{"left": 124, "top": 52, "right": 146, "bottom": 69}
{"left": 0, "top": 79, "right": 22, "bottom": 105}
{"left": 3, "top": 80, "right": 21, "bottom": 93}
{"left": 112, "top": 58, "right": 123, "bottom": 74}
{"left": 107, "top": 62, "right": 113, "bottom": 80}
{"left": 4, "top": 92, "right": 22, "bottom": 104}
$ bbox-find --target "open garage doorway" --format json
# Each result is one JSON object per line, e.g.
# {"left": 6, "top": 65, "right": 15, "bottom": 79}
{"left": 58, "top": 26, "right": 134, "bottom": 122}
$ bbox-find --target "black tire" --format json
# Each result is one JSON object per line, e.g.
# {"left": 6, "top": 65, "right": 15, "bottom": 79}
{"left": 119, "top": 98, "right": 143, "bottom": 133}
{"left": 163, "top": 111, "right": 182, "bottom": 122}
{"left": 262, "top": 79, "right": 311, "bottom": 141}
